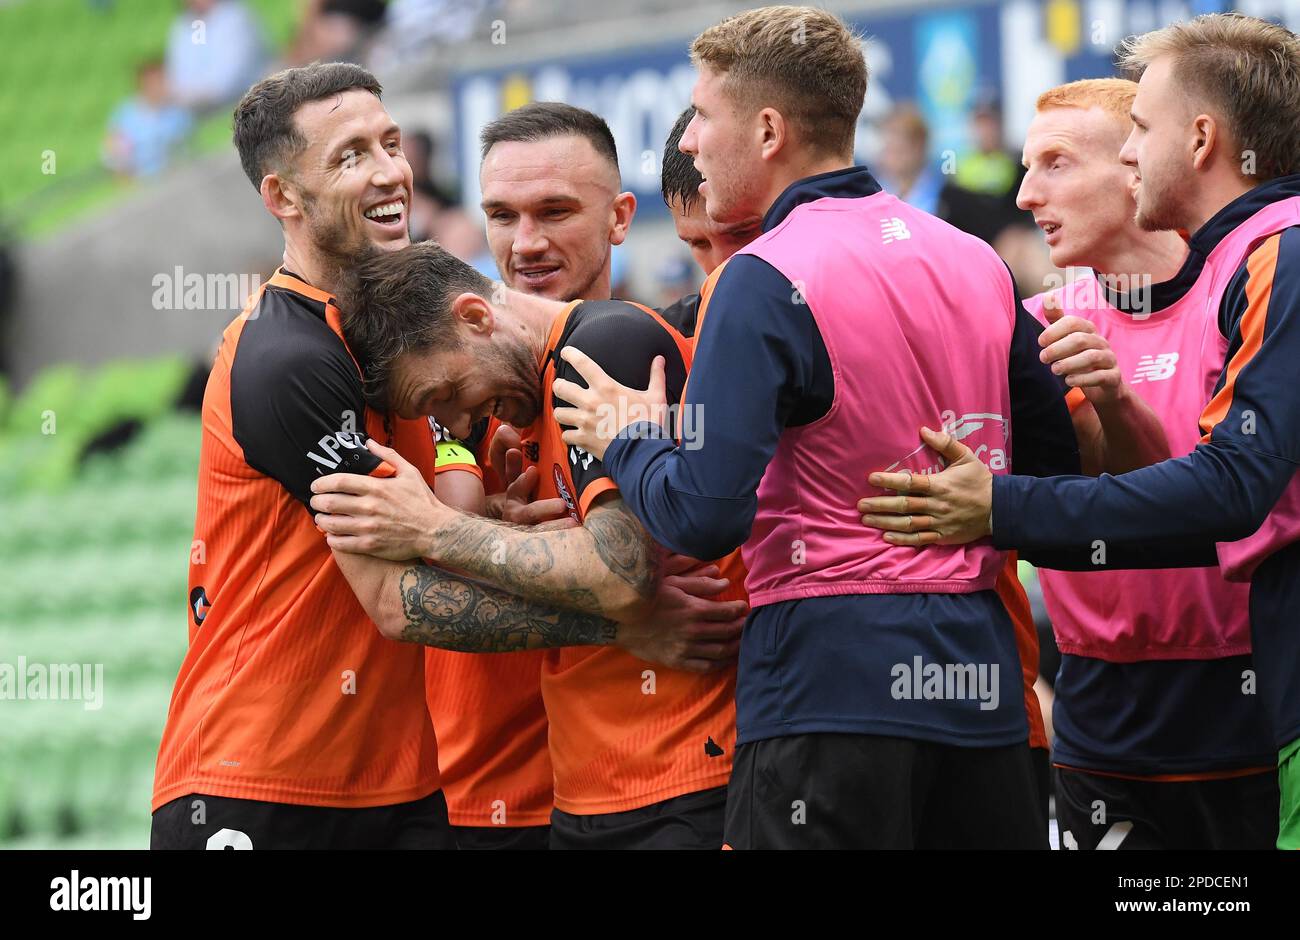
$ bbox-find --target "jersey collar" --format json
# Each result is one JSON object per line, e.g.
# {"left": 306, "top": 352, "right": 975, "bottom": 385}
{"left": 1187, "top": 173, "right": 1300, "bottom": 259}
{"left": 762, "top": 165, "right": 883, "bottom": 232}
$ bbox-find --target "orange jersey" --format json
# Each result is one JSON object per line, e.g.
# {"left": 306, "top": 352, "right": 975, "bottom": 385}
{"left": 528, "top": 299, "right": 735, "bottom": 814}
{"left": 152, "top": 270, "right": 440, "bottom": 811}
{"left": 424, "top": 648, "right": 552, "bottom": 826}
{"left": 424, "top": 416, "right": 554, "bottom": 827}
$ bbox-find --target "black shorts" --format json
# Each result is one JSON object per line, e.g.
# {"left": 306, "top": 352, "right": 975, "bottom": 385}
{"left": 1054, "top": 766, "right": 1279, "bottom": 850}
{"left": 150, "top": 789, "right": 457, "bottom": 850}
{"left": 724, "top": 733, "right": 1047, "bottom": 849}
{"left": 453, "top": 824, "right": 550, "bottom": 850}
{"left": 1031, "top": 745, "right": 1051, "bottom": 834}
{"left": 549, "top": 786, "right": 726, "bottom": 849}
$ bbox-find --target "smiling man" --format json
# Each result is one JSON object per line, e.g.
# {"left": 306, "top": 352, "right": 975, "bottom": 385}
{"left": 149, "top": 64, "right": 721, "bottom": 851}
{"left": 1010, "top": 78, "right": 1277, "bottom": 849}
{"left": 857, "top": 14, "right": 1300, "bottom": 848}
{"left": 479, "top": 102, "right": 635, "bottom": 301}
{"left": 313, "top": 241, "right": 746, "bottom": 849}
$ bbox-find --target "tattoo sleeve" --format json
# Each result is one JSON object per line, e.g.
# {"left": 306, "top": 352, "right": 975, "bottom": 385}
{"left": 425, "top": 496, "right": 661, "bottom": 618}
{"left": 397, "top": 563, "right": 617, "bottom": 651}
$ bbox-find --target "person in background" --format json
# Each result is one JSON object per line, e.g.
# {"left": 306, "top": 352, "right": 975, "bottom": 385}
{"left": 166, "top": 0, "right": 267, "bottom": 112}
{"left": 289, "top": 0, "right": 388, "bottom": 66}
{"left": 104, "top": 59, "right": 193, "bottom": 179}
{"left": 939, "top": 93, "right": 1035, "bottom": 247}
{"left": 876, "top": 103, "right": 944, "bottom": 216}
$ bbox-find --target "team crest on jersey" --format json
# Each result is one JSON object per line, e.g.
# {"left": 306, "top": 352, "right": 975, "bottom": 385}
{"left": 190, "top": 586, "right": 210, "bottom": 626}
{"left": 552, "top": 464, "right": 579, "bottom": 520}
{"left": 1132, "top": 352, "right": 1179, "bottom": 383}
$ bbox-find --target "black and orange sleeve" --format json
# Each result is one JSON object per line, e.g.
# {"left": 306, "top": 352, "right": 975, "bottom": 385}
{"left": 230, "top": 322, "right": 388, "bottom": 511}
{"left": 552, "top": 301, "right": 689, "bottom": 514}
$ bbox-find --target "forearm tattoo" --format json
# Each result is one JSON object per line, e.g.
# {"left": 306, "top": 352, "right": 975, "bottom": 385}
{"left": 427, "top": 498, "right": 659, "bottom": 614}
{"left": 397, "top": 564, "right": 617, "bottom": 651}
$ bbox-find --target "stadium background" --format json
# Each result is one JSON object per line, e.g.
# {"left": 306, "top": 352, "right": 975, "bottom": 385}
{"left": 0, "top": 0, "right": 1294, "bottom": 849}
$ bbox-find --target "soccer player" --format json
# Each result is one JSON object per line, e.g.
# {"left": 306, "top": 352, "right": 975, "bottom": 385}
{"left": 857, "top": 14, "right": 1300, "bottom": 848}
{"left": 313, "top": 242, "right": 747, "bottom": 849}
{"left": 544, "top": 6, "right": 1080, "bottom": 848}
{"left": 425, "top": 102, "right": 739, "bottom": 850}
{"left": 1019, "top": 78, "right": 1275, "bottom": 848}
{"left": 659, "top": 101, "right": 1060, "bottom": 834}
{"left": 150, "top": 63, "right": 727, "bottom": 850}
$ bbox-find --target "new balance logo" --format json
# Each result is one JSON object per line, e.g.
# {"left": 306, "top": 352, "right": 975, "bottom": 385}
{"left": 1132, "top": 352, "right": 1179, "bottom": 383}
{"left": 881, "top": 217, "right": 910, "bottom": 244}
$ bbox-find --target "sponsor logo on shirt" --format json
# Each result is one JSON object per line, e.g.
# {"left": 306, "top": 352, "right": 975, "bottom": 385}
{"left": 552, "top": 465, "right": 579, "bottom": 521}
{"left": 881, "top": 217, "right": 911, "bottom": 244}
{"left": 884, "top": 411, "right": 1009, "bottom": 475}
{"left": 1132, "top": 352, "right": 1179, "bottom": 383}
{"left": 190, "top": 586, "right": 210, "bottom": 626}
{"left": 306, "top": 430, "right": 368, "bottom": 471}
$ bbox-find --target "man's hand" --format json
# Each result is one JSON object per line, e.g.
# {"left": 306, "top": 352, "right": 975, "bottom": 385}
{"left": 1040, "top": 296, "right": 1124, "bottom": 406}
{"left": 552, "top": 346, "right": 669, "bottom": 461}
{"left": 483, "top": 423, "right": 577, "bottom": 526}
{"left": 614, "top": 553, "right": 747, "bottom": 673}
{"left": 310, "top": 439, "right": 448, "bottom": 559}
{"left": 856, "top": 426, "right": 993, "bottom": 546}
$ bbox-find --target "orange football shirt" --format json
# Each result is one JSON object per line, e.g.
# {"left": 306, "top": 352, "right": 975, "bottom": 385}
{"left": 152, "top": 270, "right": 440, "bottom": 810}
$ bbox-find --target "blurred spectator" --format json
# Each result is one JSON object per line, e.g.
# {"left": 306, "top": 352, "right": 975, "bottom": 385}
{"left": 400, "top": 128, "right": 489, "bottom": 263}
{"left": 290, "top": 0, "right": 388, "bottom": 65}
{"left": 937, "top": 93, "right": 1032, "bottom": 245}
{"left": 166, "top": 0, "right": 268, "bottom": 113}
{"left": 875, "top": 103, "right": 943, "bottom": 216}
{"left": 103, "top": 59, "right": 194, "bottom": 179}
{"left": 954, "top": 94, "right": 1022, "bottom": 198}
{"left": 380, "top": 0, "right": 494, "bottom": 62}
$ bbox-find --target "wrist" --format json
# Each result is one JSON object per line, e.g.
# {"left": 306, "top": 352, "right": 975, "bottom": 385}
{"left": 1087, "top": 380, "right": 1129, "bottom": 410}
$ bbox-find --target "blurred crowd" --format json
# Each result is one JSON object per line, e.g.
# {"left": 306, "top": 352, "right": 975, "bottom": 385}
{"left": 94, "top": 1, "right": 1055, "bottom": 307}
{"left": 102, "top": 0, "right": 497, "bottom": 180}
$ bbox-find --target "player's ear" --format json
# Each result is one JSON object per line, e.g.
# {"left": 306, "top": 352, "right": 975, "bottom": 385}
{"left": 1189, "top": 113, "right": 1216, "bottom": 172}
{"left": 451, "top": 291, "right": 494, "bottom": 336}
{"left": 262, "top": 174, "right": 301, "bottom": 223}
{"left": 609, "top": 191, "right": 637, "bottom": 246}
{"left": 758, "top": 107, "right": 787, "bottom": 163}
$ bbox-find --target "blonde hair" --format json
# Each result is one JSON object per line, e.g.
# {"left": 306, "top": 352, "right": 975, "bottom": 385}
{"left": 690, "top": 5, "right": 867, "bottom": 157}
{"left": 1119, "top": 13, "right": 1300, "bottom": 179}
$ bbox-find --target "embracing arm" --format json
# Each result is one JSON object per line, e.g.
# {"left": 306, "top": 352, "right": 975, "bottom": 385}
{"left": 332, "top": 548, "right": 618, "bottom": 650}
{"left": 420, "top": 493, "right": 662, "bottom": 624}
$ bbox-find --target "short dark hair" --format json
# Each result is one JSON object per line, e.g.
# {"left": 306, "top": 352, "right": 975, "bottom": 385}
{"left": 479, "top": 101, "right": 619, "bottom": 171}
{"left": 661, "top": 106, "right": 702, "bottom": 212}
{"left": 341, "top": 242, "right": 495, "bottom": 410}
{"left": 233, "top": 62, "right": 383, "bottom": 191}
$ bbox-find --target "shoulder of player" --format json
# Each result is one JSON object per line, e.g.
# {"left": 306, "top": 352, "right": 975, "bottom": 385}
{"left": 235, "top": 289, "right": 357, "bottom": 377}
{"left": 559, "top": 299, "right": 681, "bottom": 359}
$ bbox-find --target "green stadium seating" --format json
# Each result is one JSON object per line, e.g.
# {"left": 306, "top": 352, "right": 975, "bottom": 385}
{"left": 1, "top": 358, "right": 197, "bottom": 847}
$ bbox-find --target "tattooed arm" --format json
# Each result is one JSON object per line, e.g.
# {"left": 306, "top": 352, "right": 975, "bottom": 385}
{"left": 422, "top": 492, "right": 663, "bottom": 624}
{"left": 332, "top": 547, "right": 738, "bottom": 673}
{"left": 332, "top": 548, "right": 618, "bottom": 650}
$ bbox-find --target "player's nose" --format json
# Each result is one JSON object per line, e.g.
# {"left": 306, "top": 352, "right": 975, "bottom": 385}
{"left": 512, "top": 215, "right": 549, "bottom": 255}
{"left": 371, "top": 146, "right": 405, "bottom": 189}
{"left": 1015, "top": 172, "right": 1041, "bottom": 212}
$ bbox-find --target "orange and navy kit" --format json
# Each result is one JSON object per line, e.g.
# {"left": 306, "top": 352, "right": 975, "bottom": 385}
{"left": 528, "top": 299, "right": 736, "bottom": 816}
{"left": 152, "top": 269, "right": 441, "bottom": 815}
{"left": 424, "top": 416, "right": 555, "bottom": 835}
